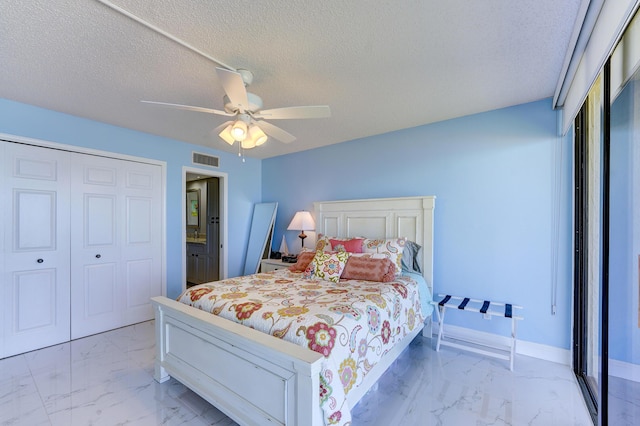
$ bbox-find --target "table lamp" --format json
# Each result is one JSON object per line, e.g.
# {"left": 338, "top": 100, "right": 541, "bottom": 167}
{"left": 287, "top": 211, "right": 315, "bottom": 249}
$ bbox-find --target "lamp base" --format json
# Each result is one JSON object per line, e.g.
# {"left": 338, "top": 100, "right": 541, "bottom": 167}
{"left": 298, "top": 231, "right": 307, "bottom": 248}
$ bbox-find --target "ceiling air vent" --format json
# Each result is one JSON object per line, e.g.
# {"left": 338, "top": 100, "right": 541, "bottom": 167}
{"left": 192, "top": 152, "right": 219, "bottom": 168}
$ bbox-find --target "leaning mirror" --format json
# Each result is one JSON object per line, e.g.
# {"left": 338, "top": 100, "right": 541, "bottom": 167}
{"left": 243, "top": 202, "right": 278, "bottom": 275}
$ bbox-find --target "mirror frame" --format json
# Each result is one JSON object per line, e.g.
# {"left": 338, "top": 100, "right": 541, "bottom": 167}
{"left": 243, "top": 202, "right": 278, "bottom": 275}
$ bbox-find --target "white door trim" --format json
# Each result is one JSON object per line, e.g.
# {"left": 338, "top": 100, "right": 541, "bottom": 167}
{"left": 182, "top": 166, "right": 228, "bottom": 291}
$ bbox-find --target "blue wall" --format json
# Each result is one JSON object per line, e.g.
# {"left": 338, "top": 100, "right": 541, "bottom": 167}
{"left": 0, "top": 96, "right": 576, "bottom": 350}
{"left": 0, "top": 98, "right": 262, "bottom": 299}
{"left": 263, "top": 99, "right": 574, "bottom": 349}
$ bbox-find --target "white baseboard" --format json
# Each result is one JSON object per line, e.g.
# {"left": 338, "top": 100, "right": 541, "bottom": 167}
{"left": 609, "top": 358, "right": 640, "bottom": 382}
{"left": 431, "top": 323, "right": 572, "bottom": 366}
{"left": 429, "top": 324, "right": 640, "bottom": 379}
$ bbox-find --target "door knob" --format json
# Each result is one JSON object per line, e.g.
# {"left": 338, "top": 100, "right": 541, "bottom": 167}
{"left": 95, "top": 254, "right": 101, "bottom": 259}
{"left": 37, "top": 258, "right": 44, "bottom": 263}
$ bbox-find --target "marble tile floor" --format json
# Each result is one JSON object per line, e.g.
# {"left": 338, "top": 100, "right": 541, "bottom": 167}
{"left": 608, "top": 375, "right": 640, "bottom": 425}
{"left": 0, "top": 320, "right": 594, "bottom": 426}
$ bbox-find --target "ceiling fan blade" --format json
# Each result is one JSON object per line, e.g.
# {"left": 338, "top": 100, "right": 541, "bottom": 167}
{"left": 253, "top": 105, "right": 331, "bottom": 120}
{"left": 213, "top": 120, "right": 234, "bottom": 134}
{"left": 256, "top": 120, "right": 296, "bottom": 144}
{"left": 215, "top": 67, "right": 249, "bottom": 113}
{"left": 141, "top": 100, "right": 234, "bottom": 116}
{"left": 207, "top": 121, "right": 232, "bottom": 142}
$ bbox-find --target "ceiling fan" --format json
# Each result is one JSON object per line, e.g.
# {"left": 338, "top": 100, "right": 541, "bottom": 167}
{"left": 142, "top": 67, "right": 331, "bottom": 149}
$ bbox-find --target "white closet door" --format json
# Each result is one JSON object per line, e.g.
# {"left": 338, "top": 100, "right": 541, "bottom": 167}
{"left": 70, "top": 154, "right": 162, "bottom": 339}
{"left": 119, "top": 158, "right": 162, "bottom": 326}
{"left": 1, "top": 142, "right": 71, "bottom": 358}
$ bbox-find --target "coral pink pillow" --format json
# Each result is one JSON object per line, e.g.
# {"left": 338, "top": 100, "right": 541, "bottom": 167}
{"left": 329, "top": 238, "right": 364, "bottom": 253}
{"left": 340, "top": 257, "right": 396, "bottom": 282}
{"left": 316, "top": 234, "right": 365, "bottom": 253}
{"left": 288, "top": 251, "right": 316, "bottom": 272}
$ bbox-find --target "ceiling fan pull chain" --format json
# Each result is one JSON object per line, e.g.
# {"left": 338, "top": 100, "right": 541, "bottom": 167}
{"left": 238, "top": 143, "right": 246, "bottom": 162}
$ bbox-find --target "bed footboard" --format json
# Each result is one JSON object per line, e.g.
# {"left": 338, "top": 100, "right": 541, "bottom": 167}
{"left": 152, "top": 296, "right": 324, "bottom": 426}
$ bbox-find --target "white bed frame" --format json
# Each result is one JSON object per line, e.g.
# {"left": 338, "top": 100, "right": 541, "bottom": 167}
{"left": 152, "top": 196, "right": 435, "bottom": 425}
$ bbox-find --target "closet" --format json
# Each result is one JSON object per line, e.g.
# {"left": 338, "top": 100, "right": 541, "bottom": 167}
{"left": 0, "top": 141, "right": 163, "bottom": 358}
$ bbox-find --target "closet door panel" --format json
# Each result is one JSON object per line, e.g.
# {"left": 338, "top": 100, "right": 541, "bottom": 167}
{"left": 83, "top": 262, "right": 117, "bottom": 316}
{"left": 121, "top": 163, "right": 162, "bottom": 325}
{"left": 71, "top": 154, "right": 162, "bottom": 338}
{"left": 124, "top": 196, "right": 154, "bottom": 312}
{"left": 15, "top": 190, "right": 57, "bottom": 249}
{"left": 1, "top": 143, "right": 71, "bottom": 358}
{"left": 127, "top": 197, "right": 152, "bottom": 243}
{"left": 80, "top": 194, "right": 118, "bottom": 325}
{"left": 13, "top": 269, "right": 57, "bottom": 331}
{"left": 85, "top": 194, "right": 116, "bottom": 246}
{"left": 71, "top": 156, "right": 121, "bottom": 339}
{"left": 126, "top": 258, "right": 153, "bottom": 307}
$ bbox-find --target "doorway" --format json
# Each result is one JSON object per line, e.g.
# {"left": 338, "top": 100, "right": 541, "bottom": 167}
{"left": 183, "top": 167, "right": 227, "bottom": 289}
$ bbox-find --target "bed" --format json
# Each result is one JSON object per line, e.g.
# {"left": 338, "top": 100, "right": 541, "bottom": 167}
{"left": 151, "top": 195, "right": 435, "bottom": 425}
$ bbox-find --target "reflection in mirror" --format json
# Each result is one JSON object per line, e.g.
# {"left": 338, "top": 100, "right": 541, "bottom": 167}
{"left": 243, "top": 202, "right": 278, "bottom": 275}
{"left": 186, "top": 189, "right": 200, "bottom": 229}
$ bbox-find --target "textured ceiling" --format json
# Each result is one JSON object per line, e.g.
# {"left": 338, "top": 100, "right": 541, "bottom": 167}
{"left": 0, "top": 0, "right": 584, "bottom": 159}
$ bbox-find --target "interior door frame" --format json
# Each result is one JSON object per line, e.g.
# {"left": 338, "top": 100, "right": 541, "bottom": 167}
{"left": 182, "top": 166, "right": 228, "bottom": 289}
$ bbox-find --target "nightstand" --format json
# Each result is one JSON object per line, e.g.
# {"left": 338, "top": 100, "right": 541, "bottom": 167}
{"left": 260, "top": 258, "right": 292, "bottom": 272}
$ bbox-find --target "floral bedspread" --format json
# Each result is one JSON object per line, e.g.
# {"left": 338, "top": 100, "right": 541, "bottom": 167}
{"left": 177, "top": 269, "right": 426, "bottom": 425}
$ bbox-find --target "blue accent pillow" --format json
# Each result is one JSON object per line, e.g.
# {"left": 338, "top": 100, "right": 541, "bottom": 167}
{"left": 401, "top": 240, "right": 422, "bottom": 274}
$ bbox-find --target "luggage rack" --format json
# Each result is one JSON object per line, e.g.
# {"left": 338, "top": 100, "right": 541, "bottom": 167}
{"left": 431, "top": 294, "right": 523, "bottom": 371}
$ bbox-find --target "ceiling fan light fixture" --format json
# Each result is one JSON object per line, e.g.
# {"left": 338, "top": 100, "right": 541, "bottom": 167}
{"left": 249, "top": 124, "right": 268, "bottom": 147}
{"left": 241, "top": 138, "right": 256, "bottom": 149}
{"left": 219, "top": 124, "right": 235, "bottom": 145}
{"left": 143, "top": 68, "right": 330, "bottom": 149}
{"left": 231, "top": 119, "right": 247, "bottom": 141}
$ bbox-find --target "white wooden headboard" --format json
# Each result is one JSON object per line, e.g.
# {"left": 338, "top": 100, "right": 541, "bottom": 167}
{"left": 313, "top": 196, "right": 436, "bottom": 290}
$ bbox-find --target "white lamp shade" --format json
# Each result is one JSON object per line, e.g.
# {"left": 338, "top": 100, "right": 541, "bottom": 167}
{"left": 241, "top": 137, "right": 256, "bottom": 149}
{"left": 249, "top": 125, "right": 268, "bottom": 146}
{"left": 218, "top": 124, "right": 235, "bottom": 145}
{"left": 287, "top": 211, "right": 315, "bottom": 231}
{"left": 231, "top": 119, "right": 248, "bottom": 141}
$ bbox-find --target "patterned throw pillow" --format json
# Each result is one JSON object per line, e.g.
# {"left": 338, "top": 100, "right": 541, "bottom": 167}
{"left": 316, "top": 234, "right": 331, "bottom": 251}
{"left": 362, "top": 237, "right": 406, "bottom": 276}
{"left": 349, "top": 253, "right": 387, "bottom": 259}
{"left": 309, "top": 250, "right": 350, "bottom": 283}
{"left": 315, "top": 234, "right": 332, "bottom": 252}
{"left": 288, "top": 250, "right": 316, "bottom": 272}
{"left": 341, "top": 257, "right": 396, "bottom": 282}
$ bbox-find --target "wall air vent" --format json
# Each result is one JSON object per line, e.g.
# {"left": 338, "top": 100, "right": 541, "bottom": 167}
{"left": 192, "top": 152, "right": 219, "bottom": 168}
